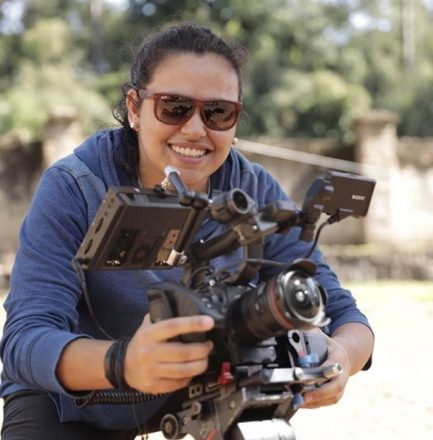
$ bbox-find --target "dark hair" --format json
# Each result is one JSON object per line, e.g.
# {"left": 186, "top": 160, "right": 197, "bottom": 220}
{"left": 112, "top": 22, "right": 248, "bottom": 177}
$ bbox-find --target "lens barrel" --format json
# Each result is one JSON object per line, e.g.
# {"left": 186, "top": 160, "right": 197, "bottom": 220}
{"left": 231, "top": 269, "right": 328, "bottom": 343}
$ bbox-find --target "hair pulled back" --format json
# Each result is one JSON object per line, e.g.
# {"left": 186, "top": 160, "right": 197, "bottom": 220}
{"left": 112, "top": 22, "right": 247, "bottom": 177}
{"left": 113, "top": 22, "right": 247, "bottom": 136}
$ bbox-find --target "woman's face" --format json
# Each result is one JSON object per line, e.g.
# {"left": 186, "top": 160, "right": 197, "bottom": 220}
{"left": 127, "top": 52, "right": 240, "bottom": 192}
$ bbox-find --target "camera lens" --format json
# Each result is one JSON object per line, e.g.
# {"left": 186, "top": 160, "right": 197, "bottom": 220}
{"left": 230, "top": 269, "right": 328, "bottom": 343}
{"left": 280, "top": 272, "right": 322, "bottom": 321}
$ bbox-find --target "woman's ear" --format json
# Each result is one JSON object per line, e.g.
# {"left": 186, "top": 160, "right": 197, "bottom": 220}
{"left": 126, "top": 89, "right": 140, "bottom": 127}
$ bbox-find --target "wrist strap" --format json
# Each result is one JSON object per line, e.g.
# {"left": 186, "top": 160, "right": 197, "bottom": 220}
{"left": 104, "top": 337, "right": 135, "bottom": 391}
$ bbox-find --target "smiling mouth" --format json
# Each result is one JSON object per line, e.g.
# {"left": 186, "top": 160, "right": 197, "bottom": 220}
{"left": 169, "top": 144, "right": 209, "bottom": 158}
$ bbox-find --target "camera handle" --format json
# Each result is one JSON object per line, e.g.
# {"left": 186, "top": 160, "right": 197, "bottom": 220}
{"left": 162, "top": 166, "right": 267, "bottom": 288}
{"left": 160, "top": 166, "right": 210, "bottom": 267}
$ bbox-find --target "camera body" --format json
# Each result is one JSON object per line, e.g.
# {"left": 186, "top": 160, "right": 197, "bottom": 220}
{"left": 148, "top": 258, "right": 331, "bottom": 439}
{"left": 75, "top": 168, "right": 375, "bottom": 440}
{"left": 149, "top": 258, "right": 328, "bottom": 346}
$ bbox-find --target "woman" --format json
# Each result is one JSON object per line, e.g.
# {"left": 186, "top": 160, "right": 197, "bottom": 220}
{"left": 0, "top": 22, "right": 373, "bottom": 439}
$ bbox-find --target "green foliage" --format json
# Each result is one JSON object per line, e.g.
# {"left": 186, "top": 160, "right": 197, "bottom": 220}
{"left": 21, "top": 18, "right": 74, "bottom": 63}
{"left": 2, "top": 0, "right": 433, "bottom": 140}
{"left": 396, "top": 73, "right": 433, "bottom": 136}
{"left": 4, "top": 62, "right": 110, "bottom": 137}
{"left": 240, "top": 69, "right": 370, "bottom": 140}
{"left": 0, "top": 16, "right": 111, "bottom": 138}
{"left": 210, "top": 0, "right": 373, "bottom": 139}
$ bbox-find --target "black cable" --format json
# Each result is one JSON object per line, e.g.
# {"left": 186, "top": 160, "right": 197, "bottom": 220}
{"left": 303, "top": 215, "right": 337, "bottom": 259}
{"left": 72, "top": 257, "right": 168, "bottom": 417}
{"left": 190, "top": 264, "right": 215, "bottom": 284}
{"left": 72, "top": 258, "right": 114, "bottom": 341}
{"left": 132, "top": 403, "right": 147, "bottom": 440}
{"left": 74, "top": 390, "right": 164, "bottom": 407}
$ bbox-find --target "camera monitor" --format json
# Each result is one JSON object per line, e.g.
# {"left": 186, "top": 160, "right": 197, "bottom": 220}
{"left": 75, "top": 187, "right": 193, "bottom": 270}
{"left": 325, "top": 171, "right": 376, "bottom": 218}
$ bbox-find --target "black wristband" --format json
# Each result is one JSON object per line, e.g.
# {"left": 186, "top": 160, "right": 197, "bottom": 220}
{"left": 104, "top": 337, "right": 135, "bottom": 391}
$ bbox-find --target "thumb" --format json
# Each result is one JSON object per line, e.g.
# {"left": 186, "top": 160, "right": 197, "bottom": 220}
{"left": 142, "top": 313, "right": 152, "bottom": 327}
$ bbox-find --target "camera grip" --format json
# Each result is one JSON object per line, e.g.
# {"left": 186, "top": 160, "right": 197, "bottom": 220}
{"left": 148, "top": 289, "right": 174, "bottom": 323}
{"left": 148, "top": 288, "right": 184, "bottom": 343}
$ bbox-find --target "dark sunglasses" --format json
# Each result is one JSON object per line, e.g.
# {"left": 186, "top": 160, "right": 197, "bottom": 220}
{"left": 136, "top": 89, "right": 242, "bottom": 131}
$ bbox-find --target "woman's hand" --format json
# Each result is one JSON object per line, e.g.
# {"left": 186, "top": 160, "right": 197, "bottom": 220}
{"left": 123, "top": 314, "right": 215, "bottom": 394}
{"left": 301, "top": 322, "right": 374, "bottom": 409}
{"left": 301, "top": 333, "right": 351, "bottom": 409}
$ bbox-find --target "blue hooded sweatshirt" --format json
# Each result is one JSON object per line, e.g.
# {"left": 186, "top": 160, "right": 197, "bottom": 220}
{"left": 0, "top": 129, "right": 371, "bottom": 430}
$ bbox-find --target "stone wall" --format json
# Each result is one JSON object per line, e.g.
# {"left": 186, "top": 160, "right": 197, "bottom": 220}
{"left": 237, "top": 137, "right": 368, "bottom": 245}
{"left": 393, "top": 137, "right": 433, "bottom": 243}
{"left": 238, "top": 110, "right": 433, "bottom": 248}
{"left": 0, "top": 110, "right": 83, "bottom": 278}
{"left": 0, "top": 133, "right": 42, "bottom": 252}
{"left": 1, "top": 109, "right": 432, "bottom": 279}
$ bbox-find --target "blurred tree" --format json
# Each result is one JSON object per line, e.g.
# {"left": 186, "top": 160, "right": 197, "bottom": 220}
{"left": 2, "top": 0, "right": 433, "bottom": 140}
{"left": 0, "top": 16, "right": 110, "bottom": 138}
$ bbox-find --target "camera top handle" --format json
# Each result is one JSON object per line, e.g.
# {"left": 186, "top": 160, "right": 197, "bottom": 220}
{"left": 161, "top": 166, "right": 376, "bottom": 289}
{"left": 162, "top": 167, "right": 302, "bottom": 288}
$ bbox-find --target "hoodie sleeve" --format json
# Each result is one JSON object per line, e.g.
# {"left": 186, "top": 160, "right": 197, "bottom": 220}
{"left": 0, "top": 166, "right": 91, "bottom": 394}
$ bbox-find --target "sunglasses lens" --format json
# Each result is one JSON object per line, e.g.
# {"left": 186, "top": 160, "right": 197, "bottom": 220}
{"left": 203, "top": 101, "right": 238, "bottom": 130}
{"left": 154, "top": 94, "right": 239, "bottom": 130}
{"left": 157, "top": 96, "right": 194, "bottom": 124}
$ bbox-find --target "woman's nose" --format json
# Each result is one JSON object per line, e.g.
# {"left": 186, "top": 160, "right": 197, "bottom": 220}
{"left": 180, "top": 108, "right": 207, "bottom": 139}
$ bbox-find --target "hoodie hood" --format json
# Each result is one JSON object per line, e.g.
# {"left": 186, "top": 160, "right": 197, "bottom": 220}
{"left": 74, "top": 129, "right": 136, "bottom": 188}
{"left": 74, "top": 128, "right": 265, "bottom": 199}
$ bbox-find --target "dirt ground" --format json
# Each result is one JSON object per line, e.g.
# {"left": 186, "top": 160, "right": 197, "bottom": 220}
{"left": 290, "top": 289, "right": 433, "bottom": 440}
{"left": 146, "top": 288, "right": 433, "bottom": 440}
{"left": 1, "top": 288, "right": 432, "bottom": 440}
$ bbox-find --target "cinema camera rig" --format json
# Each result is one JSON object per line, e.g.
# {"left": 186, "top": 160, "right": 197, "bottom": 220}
{"left": 75, "top": 167, "right": 376, "bottom": 440}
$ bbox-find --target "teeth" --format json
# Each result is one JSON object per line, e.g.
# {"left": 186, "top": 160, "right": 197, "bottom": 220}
{"left": 170, "top": 145, "right": 207, "bottom": 158}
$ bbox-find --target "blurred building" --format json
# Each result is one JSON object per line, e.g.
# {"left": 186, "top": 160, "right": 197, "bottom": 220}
{"left": 0, "top": 109, "right": 432, "bottom": 282}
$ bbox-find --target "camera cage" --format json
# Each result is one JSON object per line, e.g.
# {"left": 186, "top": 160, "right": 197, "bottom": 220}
{"left": 74, "top": 167, "right": 376, "bottom": 440}
{"left": 76, "top": 168, "right": 375, "bottom": 284}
